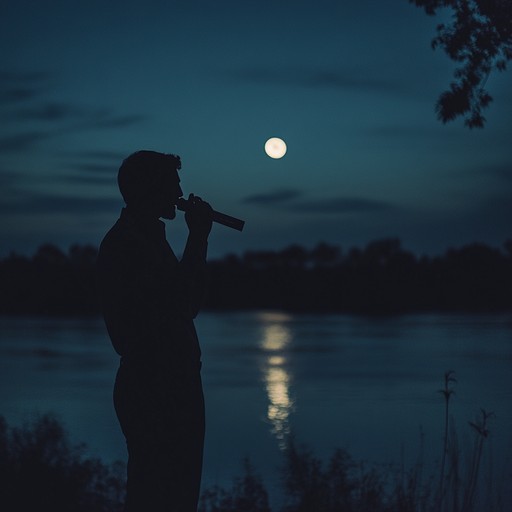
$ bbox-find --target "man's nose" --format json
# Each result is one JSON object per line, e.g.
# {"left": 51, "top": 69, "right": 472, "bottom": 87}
{"left": 178, "top": 185, "right": 183, "bottom": 197}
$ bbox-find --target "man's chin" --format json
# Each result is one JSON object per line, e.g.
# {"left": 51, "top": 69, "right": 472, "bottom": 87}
{"left": 161, "top": 206, "right": 176, "bottom": 220}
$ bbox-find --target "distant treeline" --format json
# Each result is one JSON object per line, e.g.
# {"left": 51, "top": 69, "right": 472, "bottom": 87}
{"left": 1, "top": 238, "right": 511, "bottom": 315}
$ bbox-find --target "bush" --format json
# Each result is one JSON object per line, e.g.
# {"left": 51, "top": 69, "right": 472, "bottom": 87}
{"left": 199, "top": 458, "right": 271, "bottom": 512}
{"left": 197, "top": 373, "right": 508, "bottom": 512}
{"left": 0, "top": 414, "right": 125, "bottom": 512}
{"left": 280, "top": 442, "right": 387, "bottom": 512}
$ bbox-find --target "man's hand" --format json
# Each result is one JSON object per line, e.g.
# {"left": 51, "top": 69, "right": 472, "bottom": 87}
{"left": 184, "top": 194, "right": 213, "bottom": 239}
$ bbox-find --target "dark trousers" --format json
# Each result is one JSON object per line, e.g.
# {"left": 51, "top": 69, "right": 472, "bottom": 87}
{"left": 114, "top": 363, "right": 205, "bottom": 512}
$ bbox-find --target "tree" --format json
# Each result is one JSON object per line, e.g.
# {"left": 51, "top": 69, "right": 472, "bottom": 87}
{"left": 410, "top": 0, "right": 512, "bottom": 128}
{"left": 310, "top": 242, "right": 341, "bottom": 268}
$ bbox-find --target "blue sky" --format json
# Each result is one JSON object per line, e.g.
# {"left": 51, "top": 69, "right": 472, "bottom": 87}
{"left": 1, "top": 0, "right": 511, "bottom": 258}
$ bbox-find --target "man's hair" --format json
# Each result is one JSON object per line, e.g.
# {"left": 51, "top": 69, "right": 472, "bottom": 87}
{"left": 118, "top": 150, "right": 181, "bottom": 205}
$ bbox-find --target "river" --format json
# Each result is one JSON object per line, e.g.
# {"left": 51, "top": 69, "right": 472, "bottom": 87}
{"left": 1, "top": 312, "right": 511, "bottom": 503}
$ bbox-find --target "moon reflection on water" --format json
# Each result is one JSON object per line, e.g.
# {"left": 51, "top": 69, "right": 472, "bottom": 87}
{"left": 258, "top": 312, "right": 295, "bottom": 449}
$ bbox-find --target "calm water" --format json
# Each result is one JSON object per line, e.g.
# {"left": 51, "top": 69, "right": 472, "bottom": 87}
{"left": 1, "top": 312, "right": 511, "bottom": 498}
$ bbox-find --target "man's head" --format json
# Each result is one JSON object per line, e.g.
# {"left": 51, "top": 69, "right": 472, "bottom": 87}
{"left": 118, "top": 150, "right": 183, "bottom": 219}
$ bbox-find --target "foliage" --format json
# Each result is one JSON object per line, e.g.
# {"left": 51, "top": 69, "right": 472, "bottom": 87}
{"left": 0, "top": 373, "right": 507, "bottom": 511}
{"left": 206, "top": 239, "right": 512, "bottom": 313}
{"left": 0, "top": 414, "right": 125, "bottom": 512}
{"left": 199, "top": 373, "right": 505, "bottom": 512}
{"left": 199, "top": 426, "right": 503, "bottom": 512}
{"left": 280, "top": 442, "right": 387, "bottom": 512}
{"left": 0, "top": 244, "right": 98, "bottom": 315}
{"left": 199, "top": 459, "right": 271, "bottom": 512}
{"left": 1, "top": 239, "right": 512, "bottom": 315}
{"left": 409, "top": 0, "right": 512, "bottom": 127}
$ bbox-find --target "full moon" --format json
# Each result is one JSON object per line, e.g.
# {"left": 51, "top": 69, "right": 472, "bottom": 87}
{"left": 264, "top": 137, "right": 287, "bottom": 159}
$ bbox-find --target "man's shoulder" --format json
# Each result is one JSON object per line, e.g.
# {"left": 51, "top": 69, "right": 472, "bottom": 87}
{"left": 99, "top": 214, "right": 144, "bottom": 257}
{"left": 102, "top": 210, "right": 145, "bottom": 243}
{"left": 99, "top": 218, "right": 124, "bottom": 248}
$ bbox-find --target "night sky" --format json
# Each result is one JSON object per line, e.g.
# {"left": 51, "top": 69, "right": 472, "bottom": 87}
{"left": 2, "top": 0, "right": 511, "bottom": 259}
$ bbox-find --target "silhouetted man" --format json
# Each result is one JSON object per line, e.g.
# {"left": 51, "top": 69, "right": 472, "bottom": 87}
{"left": 96, "top": 150, "right": 213, "bottom": 511}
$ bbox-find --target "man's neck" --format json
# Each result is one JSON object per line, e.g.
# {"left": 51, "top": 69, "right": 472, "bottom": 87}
{"left": 125, "top": 205, "right": 160, "bottom": 223}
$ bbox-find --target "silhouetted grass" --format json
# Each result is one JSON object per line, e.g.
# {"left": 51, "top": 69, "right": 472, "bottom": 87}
{"left": 199, "top": 373, "right": 508, "bottom": 512}
{"left": 438, "top": 370, "right": 456, "bottom": 509}
{"left": 199, "top": 458, "right": 272, "bottom": 512}
{"left": 1, "top": 373, "right": 508, "bottom": 511}
{"left": 0, "top": 414, "right": 125, "bottom": 512}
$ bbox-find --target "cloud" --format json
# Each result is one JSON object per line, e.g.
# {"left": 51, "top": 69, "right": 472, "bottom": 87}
{"left": 56, "top": 151, "right": 126, "bottom": 178}
{"left": 243, "top": 188, "right": 396, "bottom": 214}
{"left": 33, "top": 195, "right": 118, "bottom": 215}
{"left": 12, "top": 102, "right": 83, "bottom": 122}
{"left": 0, "top": 70, "right": 49, "bottom": 105}
{"left": 63, "top": 150, "right": 127, "bottom": 161}
{"left": 243, "top": 188, "right": 303, "bottom": 205}
{"left": 57, "top": 173, "right": 116, "bottom": 186}
{"left": 0, "top": 192, "right": 118, "bottom": 216}
{"left": 0, "top": 67, "right": 147, "bottom": 148}
{"left": 450, "top": 161, "right": 512, "bottom": 191}
{"left": 368, "top": 124, "right": 444, "bottom": 138}
{"left": 8, "top": 103, "right": 147, "bottom": 130}
{"left": 0, "top": 108, "right": 146, "bottom": 154}
{"left": 0, "top": 131, "right": 50, "bottom": 152}
{"left": 0, "top": 87, "right": 41, "bottom": 104}
{"left": 84, "top": 113, "right": 146, "bottom": 130}
{"left": 68, "top": 163, "right": 117, "bottom": 173}
{"left": 292, "top": 197, "right": 396, "bottom": 214}
{"left": 228, "top": 66, "right": 404, "bottom": 94}
{"left": 58, "top": 168, "right": 117, "bottom": 186}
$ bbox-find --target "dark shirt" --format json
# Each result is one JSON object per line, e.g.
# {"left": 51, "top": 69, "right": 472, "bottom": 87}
{"left": 96, "top": 208, "right": 207, "bottom": 376}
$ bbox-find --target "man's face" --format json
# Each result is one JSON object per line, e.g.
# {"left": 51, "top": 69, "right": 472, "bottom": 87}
{"left": 158, "top": 169, "right": 183, "bottom": 220}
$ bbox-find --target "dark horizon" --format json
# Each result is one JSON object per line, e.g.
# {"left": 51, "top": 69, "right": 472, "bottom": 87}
{"left": 2, "top": 236, "right": 511, "bottom": 316}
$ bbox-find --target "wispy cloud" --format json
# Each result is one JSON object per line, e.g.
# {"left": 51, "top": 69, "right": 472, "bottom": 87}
{"left": 0, "top": 108, "right": 146, "bottom": 154}
{"left": 6, "top": 103, "right": 147, "bottom": 130}
{"left": 0, "top": 87, "right": 41, "bottom": 104}
{"left": 450, "top": 161, "right": 512, "bottom": 189}
{"left": 63, "top": 150, "right": 127, "bottom": 161}
{"left": 0, "top": 192, "right": 118, "bottom": 216}
{"left": 0, "top": 67, "right": 147, "bottom": 149}
{"left": 67, "top": 163, "right": 117, "bottom": 173}
{"left": 84, "top": 113, "right": 146, "bottom": 130}
{"left": 55, "top": 150, "right": 126, "bottom": 181}
{"left": 228, "top": 66, "right": 404, "bottom": 94}
{"left": 243, "top": 188, "right": 303, "bottom": 205}
{"left": 0, "top": 70, "right": 49, "bottom": 105}
{"left": 12, "top": 102, "right": 83, "bottom": 122}
{"left": 243, "top": 188, "right": 397, "bottom": 215}
{"left": 0, "top": 131, "right": 51, "bottom": 152}
{"left": 59, "top": 174, "right": 115, "bottom": 185}
{"left": 293, "top": 197, "right": 396, "bottom": 214}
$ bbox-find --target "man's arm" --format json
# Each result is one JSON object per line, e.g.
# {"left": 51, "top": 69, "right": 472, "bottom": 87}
{"left": 179, "top": 196, "right": 213, "bottom": 317}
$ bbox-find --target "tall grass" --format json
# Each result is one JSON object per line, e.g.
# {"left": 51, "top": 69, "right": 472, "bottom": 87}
{"left": 463, "top": 408, "right": 495, "bottom": 511}
{"left": 200, "top": 372, "right": 506, "bottom": 512}
{"left": 438, "top": 370, "right": 456, "bottom": 510}
{"left": 0, "top": 373, "right": 507, "bottom": 511}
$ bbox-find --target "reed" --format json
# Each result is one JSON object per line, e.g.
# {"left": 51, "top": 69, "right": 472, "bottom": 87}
{"left": 0, "top": 372, "right": 505, "bottom": 511}
{"left": 438, "top": 370, "right": 457, "bottom": 510}
{"left": 199, "top": 372, "right": 504, "bottom": 512}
